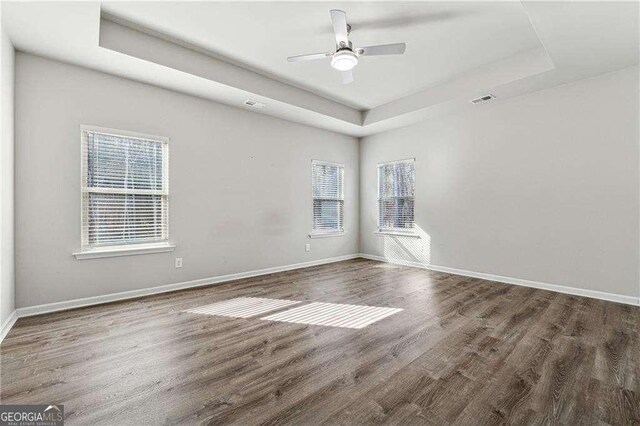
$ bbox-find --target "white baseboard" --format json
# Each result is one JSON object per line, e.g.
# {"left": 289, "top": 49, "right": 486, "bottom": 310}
{"left": 0, "top": 310, "right": 18, "bottom": 344}
{"left": 359, "top": 254, "right": 640, "bottom": 307}
{"left": 15, "top": 254, "right": 361, "bottom": 318}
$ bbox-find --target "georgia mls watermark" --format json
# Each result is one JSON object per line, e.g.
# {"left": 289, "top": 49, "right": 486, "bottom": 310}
{"left": 0, "top": 405, "right": 64, "bottom": 426}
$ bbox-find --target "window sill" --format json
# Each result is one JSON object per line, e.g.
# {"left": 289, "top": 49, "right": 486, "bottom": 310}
{"left": 308, "top": 231, "right": 347, "bottom": 239}
{"left": 374, "top": 230, "right": 420, "bottom": 238}
{"left": 74, "top": 243, "right": 176, "bottom": 260}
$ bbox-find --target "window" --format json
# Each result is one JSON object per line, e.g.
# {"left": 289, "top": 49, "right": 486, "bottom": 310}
{"left": 80, "top": 126, "right": 169, "bottom": 254}
{"left": 311, "top": 160, "right": 344, "bottom": 235}
{"left": 378, "top": 159, "right": 415, "bottom": 232}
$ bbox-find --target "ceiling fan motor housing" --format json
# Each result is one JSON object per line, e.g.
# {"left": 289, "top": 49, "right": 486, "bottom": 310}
{"left": 337, "top": 40, "right": 353, "bottom": 50}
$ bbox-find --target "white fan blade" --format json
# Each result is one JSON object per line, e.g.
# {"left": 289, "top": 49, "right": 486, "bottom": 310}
{"left": 330, "top": 9, "right": 349, "bottom": 47}
{"left": 342, "top": 70, "right": 354, "bottom": 85}
{"left": 287, "top": 52, "right": 332, "bottom": 62}
{"left": 356, "top": 43, "right": 406, "bottom": 56}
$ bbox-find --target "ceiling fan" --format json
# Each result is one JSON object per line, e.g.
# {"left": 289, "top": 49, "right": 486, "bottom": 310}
{"left": 287, "top": 9, "right": 407, "bottom": 84}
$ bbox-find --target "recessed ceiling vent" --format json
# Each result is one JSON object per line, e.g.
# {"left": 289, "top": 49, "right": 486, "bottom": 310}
{"left": 244, "top": 100, "right": 266, "bottom": 109}
{"left": 469, "top": 94, "right": 496, "bottom": 105}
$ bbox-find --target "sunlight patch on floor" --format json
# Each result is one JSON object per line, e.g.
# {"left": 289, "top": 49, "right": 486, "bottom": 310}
{"left": 184, "top": 297, "right": 301, "bottom": 318}
{"left": 261, "top": 302, "right": 403, "bottom": 329}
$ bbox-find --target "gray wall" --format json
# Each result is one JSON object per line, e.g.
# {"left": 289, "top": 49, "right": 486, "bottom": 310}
{"left": 15, "top": 53, "right": 359, "bottom": 308}
{"left": 360, "top": 66, "right": 639, "bottom": 298}
{"left": 1, "top": 25, "right": 15, "bottom": 323}
{"left": 13, "top": 53, "right": 640, "bottom": 308}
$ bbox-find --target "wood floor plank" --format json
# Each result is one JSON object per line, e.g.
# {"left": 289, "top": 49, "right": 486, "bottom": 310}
{"left": 1, "top": 258, "right": 638, "bottom": 425}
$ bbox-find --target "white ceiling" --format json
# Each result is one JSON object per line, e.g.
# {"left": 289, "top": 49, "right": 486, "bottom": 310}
{"left": 101, "top": 1, "right": 543, "bottom": 110}
{"left": 1, "top": 1, "right": 638, "bottom": 137}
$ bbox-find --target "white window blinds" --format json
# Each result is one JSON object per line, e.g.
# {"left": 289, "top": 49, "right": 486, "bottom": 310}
{"left": 378, "top": 159, "right": 415, "bottom": 230}
{"left": 312, "top": 160, "right": 344, "bottom": 233}
{"left": 81, "top": 126, "right": 169, "bottom": 249}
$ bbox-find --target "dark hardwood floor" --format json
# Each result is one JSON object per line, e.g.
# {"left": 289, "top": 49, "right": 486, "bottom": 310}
{"left": 1, "top": 258, "right": 638, "bottom": 425}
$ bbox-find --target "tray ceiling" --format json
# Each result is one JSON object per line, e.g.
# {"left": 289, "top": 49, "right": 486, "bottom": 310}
{"left": 101, "top": 1, "right": 543, "bottom": 110}
{"left": 2, "top": 1, "right": 638, "bottom": 137}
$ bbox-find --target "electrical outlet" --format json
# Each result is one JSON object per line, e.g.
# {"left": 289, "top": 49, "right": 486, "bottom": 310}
{"left": 175, "top": 257, "right": 183, "bottom": 268}
{"left": 305, "top": 243, "right": 310, "bottom": 252}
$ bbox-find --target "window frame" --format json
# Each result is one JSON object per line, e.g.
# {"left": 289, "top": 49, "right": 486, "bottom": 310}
{"left": 310, "top": 159, "right": 346, "bottom": 238}
{"left": 376, "top": 158, "right": 417, "bottom": 236}
{"left": 74, "top": 125, "right": 174, "bottom": 259}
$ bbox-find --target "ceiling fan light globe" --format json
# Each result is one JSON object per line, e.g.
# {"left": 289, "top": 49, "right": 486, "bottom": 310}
{"left": 331, "top": 51, "right": 358, "bottom": 71}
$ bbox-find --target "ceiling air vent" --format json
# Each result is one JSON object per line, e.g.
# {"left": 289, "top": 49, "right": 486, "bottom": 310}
{"left": 469, "top": 94, "right": 496, "bottom": 105}
{"left": 244, "top": 100, "right": 266, "bottom": 109}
